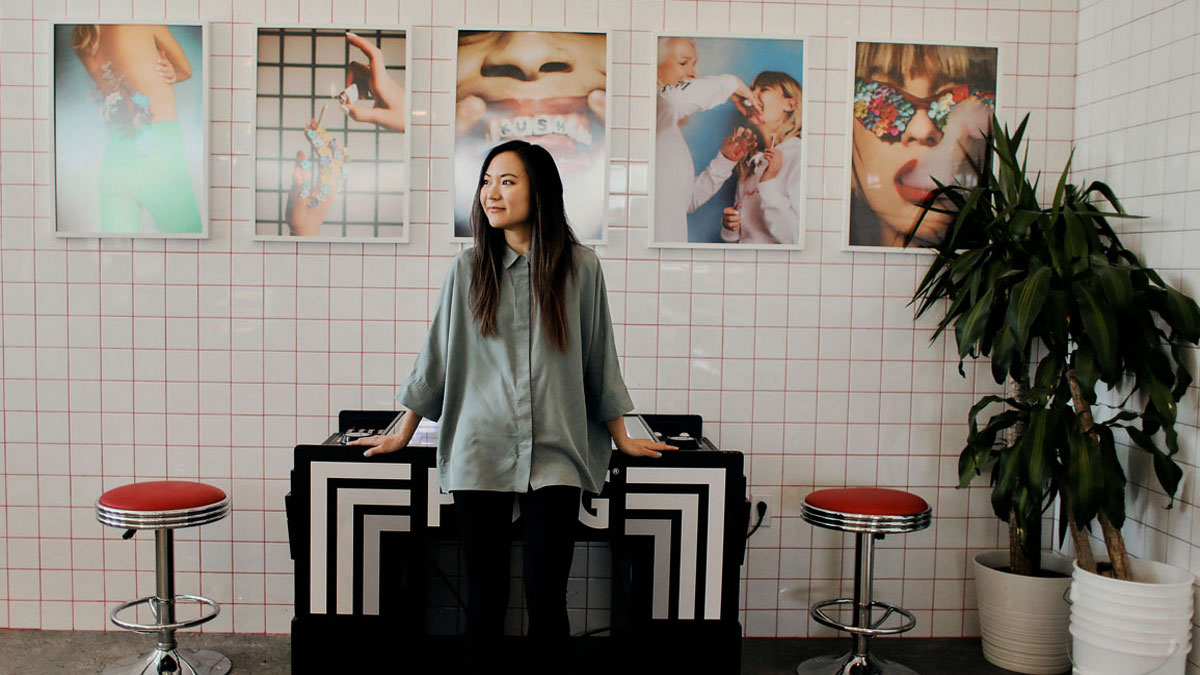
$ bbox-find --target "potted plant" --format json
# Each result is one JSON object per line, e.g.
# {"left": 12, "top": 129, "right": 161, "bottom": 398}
{"left": 910, "top": 114, "right": 1200, "bottom": 674}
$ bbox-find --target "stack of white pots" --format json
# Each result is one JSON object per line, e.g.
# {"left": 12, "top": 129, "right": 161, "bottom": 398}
{"left": 1068, "top": 558, "right": 1194, "bottom": 675}
{"left": 973, "top": 551, "right": 1073, "bottom": 674}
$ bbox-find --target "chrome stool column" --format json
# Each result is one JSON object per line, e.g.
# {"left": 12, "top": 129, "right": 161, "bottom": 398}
{"left": 96, "top": 480, "right": 232, "bottom": 675}
{"left": 797, "top": 487, "right": 932, "bottom": 675}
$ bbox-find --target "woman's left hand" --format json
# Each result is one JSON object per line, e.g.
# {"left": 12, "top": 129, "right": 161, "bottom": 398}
{"left": 760, "top": 147, "right": 782, "bottom": 182}
{"left": 616, "top": 437, "right": 678, "bottom": 458}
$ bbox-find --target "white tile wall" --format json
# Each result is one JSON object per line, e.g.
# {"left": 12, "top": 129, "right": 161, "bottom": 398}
{"left": 1074, "top": 0, "right": 1200, "bottom": 670}
{"left": 0, "top": 0, "right": 1079, "bottom": 638}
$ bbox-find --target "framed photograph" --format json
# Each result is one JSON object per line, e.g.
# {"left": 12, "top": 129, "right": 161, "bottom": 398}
{"left": 452, "top": 29, "right": 609, "bottom": 243}
{"left": 649, "top": 34, "right": 806, "bottom": 249}
{"left": 51, "top": 22, "right": 208, "bottom": 238}
{"left": 844, "top": 40, "right": 1000, "bottom": 252}
{"left": 253, "top": 26, "right": 410, "bottom": 242}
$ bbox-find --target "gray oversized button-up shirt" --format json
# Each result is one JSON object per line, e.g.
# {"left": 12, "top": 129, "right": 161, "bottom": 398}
{"left": 396, "top": 244, "right": 634, "bottom": 494}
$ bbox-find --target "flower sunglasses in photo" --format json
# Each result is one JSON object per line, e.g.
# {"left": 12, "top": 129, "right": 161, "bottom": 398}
{"left": 854, "top": 78, "right": 996, "bottom": 141}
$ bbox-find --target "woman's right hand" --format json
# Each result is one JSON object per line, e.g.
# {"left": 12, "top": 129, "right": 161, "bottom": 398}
{"left": 348, "top": 432, "right": 411, "bottom": 457}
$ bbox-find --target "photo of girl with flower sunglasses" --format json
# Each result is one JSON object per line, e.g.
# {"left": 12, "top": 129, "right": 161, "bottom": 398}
{"left": 846, "top": 42, "right": 998, "bottom": 249}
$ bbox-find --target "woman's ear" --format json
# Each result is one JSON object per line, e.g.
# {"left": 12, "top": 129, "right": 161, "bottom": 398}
{"left": 784, "top": 97, "right": 798, "bottom": 113}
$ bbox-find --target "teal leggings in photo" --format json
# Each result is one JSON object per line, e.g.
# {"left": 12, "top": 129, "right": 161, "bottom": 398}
{"left": 98, "top": 120, "right": 202, "bottom": 234}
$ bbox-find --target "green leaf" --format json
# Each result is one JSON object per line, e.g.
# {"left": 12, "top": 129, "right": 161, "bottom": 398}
{"left": 1072, "top": 348, "right": 1099, "bottom": 403}
{"left": 1035, "top": 353, "right": 1063, "bottom": 390}
{"left": 1092, "top": 255, "right": 1133, "bottom": 311}
{"left": 958, "top": 443, "right": 993, "bottom": 488}
{"left": 1022, "top": 408, "right": 1056, "bottom": 496}
{"left": 1051, "top": 149, "right": 1074, "bottom": 214}
{"left": 1164, "top": 286, "right": 1200, "bottom": 343}
{"left": 1152, "top": 451, "right": 1183, "bottom": 503}
{"left": 1074, "top": 282, "right": 1119, "bottom": 379}
{"left": 1128, "top": 425, "right": 1185, "bottom": 499}
{"left": 1096, "top": 426, "right": 1127, "bottom": 528}
{"left": 955, "top": 286, "right": 994, "bottom": 359}
{"left": 1146, "top": 375, "right": 1178, "bottom": 424}
{"left": 1009, "top": 209, "right": 1041, "bottom": 237}
{"left": 1008, "top": 264, "right": 1051, "bottom": 346}
{"left": 990, "top": 327, "right": 1017, "bottom": 384}
{"left": 1063, "top": 208, "right": 1089, "bottom": 274}
{"left": 991, "top": 448, "right": 1020, "bottom": 520}
{"left": 1067, "top": 424, "right": 1101, "bottom": 526}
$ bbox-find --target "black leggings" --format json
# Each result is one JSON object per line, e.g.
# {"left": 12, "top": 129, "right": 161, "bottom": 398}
{"left": 453, "top": 485, "right": 581, "bottom": 675}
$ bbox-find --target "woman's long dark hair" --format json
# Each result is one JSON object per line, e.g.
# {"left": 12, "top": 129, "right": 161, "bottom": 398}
{"left": 470, "top": 140, "right": 579, "bottom": 351}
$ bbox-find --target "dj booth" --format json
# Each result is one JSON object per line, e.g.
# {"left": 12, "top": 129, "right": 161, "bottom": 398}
{"left": 286, "top": 410, "right": 747, "bottom": 672}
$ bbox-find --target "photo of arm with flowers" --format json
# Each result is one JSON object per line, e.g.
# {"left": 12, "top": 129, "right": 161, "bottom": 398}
{"left": 253, "top": 28, "right": 409, "bottom": 240}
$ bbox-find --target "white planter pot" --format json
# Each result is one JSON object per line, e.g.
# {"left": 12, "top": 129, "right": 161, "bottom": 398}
{"left": 974, "top": 550, "right": 1073, "bottom": 675}
{"left": 1069, "top": 558, "right": 1195, "bottom": 675}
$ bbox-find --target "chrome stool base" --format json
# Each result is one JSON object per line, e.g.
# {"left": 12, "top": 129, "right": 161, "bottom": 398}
{"left": 796, "top": 652, "right": 919, "bottom": 675}
{"left": 101, "top": 648, "right": 231, "bottom": 675}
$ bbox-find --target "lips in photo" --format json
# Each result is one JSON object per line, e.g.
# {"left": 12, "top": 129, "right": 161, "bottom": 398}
{"left": 894, "top": 159, "right": 936, "bottom": 204}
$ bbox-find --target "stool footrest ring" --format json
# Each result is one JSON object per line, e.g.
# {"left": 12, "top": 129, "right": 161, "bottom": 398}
{"left": 110, "top": 594, "right": 220, "bottom": 634}
{"left": 810, "top": 598, "right": 917, "bottom": 637}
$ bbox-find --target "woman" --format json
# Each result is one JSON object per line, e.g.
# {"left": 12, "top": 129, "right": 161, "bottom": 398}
{"left": 454, "top": 31, "right": 608, "bottom": 240}
{"left": 847, "top": 42, "right": 997, "bottom": 248}
{"left": 694, "top": 70, "right": 803, "bottom": 245}
{"left": 71, "top": 24, "right": 201, "bottom": 234}
{"left": 350, "top": 140, "right": 673, "bottom": 674}
{"left": 654, "top": 36, "right": 758, "bottom": 244}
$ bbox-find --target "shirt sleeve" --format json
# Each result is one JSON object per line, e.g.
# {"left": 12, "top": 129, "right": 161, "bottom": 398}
{"left": 581, "top": 255, "right": 635, "bottom": 422}
{"left": 658, "top": 74, "right": 740, "bottom": 123}
{"left": 396, "top": 256, "right": 459, "bottom": 421}
{"left": 690, "top": 151, "right": 735, "bottom": 214}
{"left": 757, "top": 143, "right": 802, "bottom": 245}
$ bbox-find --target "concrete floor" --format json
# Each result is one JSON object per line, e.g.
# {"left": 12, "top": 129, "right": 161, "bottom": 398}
{"left": 0, "top": 630, "right": 1020, "bottom": 674}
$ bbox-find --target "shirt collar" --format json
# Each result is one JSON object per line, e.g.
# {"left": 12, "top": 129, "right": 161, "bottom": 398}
{"left": 502, "top": 246, "right": 529, "bottom": 269}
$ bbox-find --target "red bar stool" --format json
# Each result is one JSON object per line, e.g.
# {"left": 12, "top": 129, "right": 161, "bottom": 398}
{"left": 96, "top": 480, "right": 232, "bottom": 675}
{"left": 797, "top": 487, "right": 932, "bottom": 675}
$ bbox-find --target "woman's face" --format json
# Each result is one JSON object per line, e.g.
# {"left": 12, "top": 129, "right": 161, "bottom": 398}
{"left": 748, "top": 83, "right": 796, "bottom": 132}
{"left": 852, "top": 71, "right": 990, "bottom": 247}
{"left": 479, "top": 151, "right": 532, "bottom": 231}
{"left": 657, "top": 39, "right": 697, "bottom": 86}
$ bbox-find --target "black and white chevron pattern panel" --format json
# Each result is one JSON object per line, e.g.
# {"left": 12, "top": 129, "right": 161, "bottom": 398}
{"left": 307, "top": 460, "right": 414, "bottom": 616}
{"left": 292, "top": 445, "right": 744, "bottom": 628}
{"left": 620, "top": 466, "right": 729, "bottom": 621}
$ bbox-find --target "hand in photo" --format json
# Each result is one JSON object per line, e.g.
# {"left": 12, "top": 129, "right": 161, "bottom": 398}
{"left": 155, "top": 51, "right": 178, "bottom": 84}
{"left": 731, "top": 85, "right": 762, "bottom": 117}
{"left": 722, "top": 200, "right": 742, "bottom": 234}
{"left": 344, "top": 31, "right": 406, "bottom": 131}
{"left": 760, "top": 138, "right": 783, "bottom": 183}
{"left": 285, "top": 119, "right": 349, "bottom": 236}
{"left": 720, "top": 126, "right": 759, "bottom": 162}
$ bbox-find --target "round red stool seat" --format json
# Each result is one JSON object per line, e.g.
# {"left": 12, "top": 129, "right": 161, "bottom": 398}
{"left": 802, "top": 487, "right": 931, "bottom": 535}
{"left": 96, "top": 481, "right": 229, "bottom": 530}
